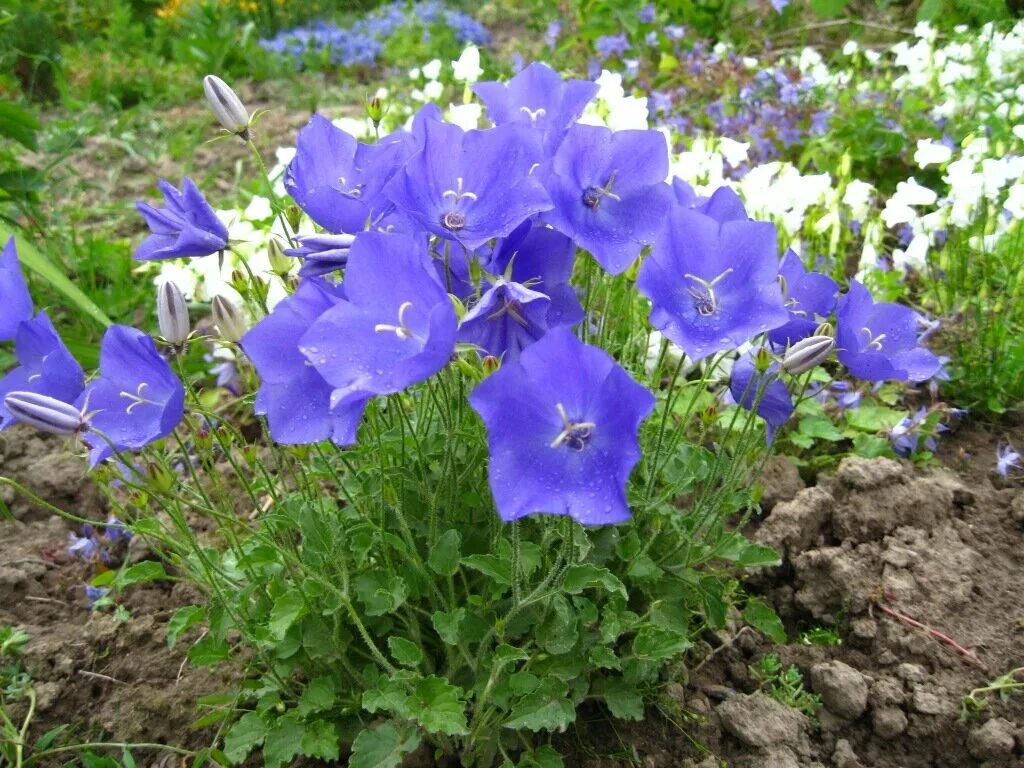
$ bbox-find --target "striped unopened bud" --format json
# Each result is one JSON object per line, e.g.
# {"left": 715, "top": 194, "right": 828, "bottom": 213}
{"left": 267, "top": 238, "right": 291, "bottom": 278}
{"left": 202, "top": 75, "right": 251, "bottom": 139}
{"left": 212, "top": 295, "right": 247, "bottom": 342}
{"left": 782, "top": 335, "right": 836, "bottom": 375}
{"left": 157, "top": 280, "right": 190, "bottom": 344}
{"left": 4, "top": 392, "right": 86, "bottom": 436}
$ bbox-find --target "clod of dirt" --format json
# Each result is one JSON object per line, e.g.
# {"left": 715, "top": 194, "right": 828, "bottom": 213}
{"left": 871, "top": 707, "right": 909, "bottom": 739}
{"left": 967, "top": 718, "right": 1016, "bottom": 760}
{"left": 756, "top": 485, "right": 834, "bottom": 559}
{"left": 759, "top": 455, "right": 806, "bottom": 511}
{"left": 716, "top": 692, "right": 809, "bottom": 748}
{"left": 810, "top": 661, "right": 869, "bottom": 720}
{"left": 832, "top": 738, "right": 866, "bottom": 768}
{"left": 1011, "top": 492, "right": 1024, "bottom": 525}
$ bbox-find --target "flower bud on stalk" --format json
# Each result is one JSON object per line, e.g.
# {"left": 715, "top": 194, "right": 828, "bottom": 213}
{"left": 202, "top": 75, "right": 251, "bottom": 141}
{"left": 157, "top": 280, "right": 190, "bottom": 344}
{"left": 212, "top": 295, "right": 247, "bottom": 342}
{"left": 267, "top": 238, "right": 291, "bottom": 278}
{"left": 3, "top": 392, "right": 86, "bottom": 436}
{"left": 782, "top": 335, "right": 836, "bottom": 375}
{"left": 366, "top": 95, "right": 385, "bottom": 127}
{"left": 754, "top": 346, "right": 773, "bottom": 374}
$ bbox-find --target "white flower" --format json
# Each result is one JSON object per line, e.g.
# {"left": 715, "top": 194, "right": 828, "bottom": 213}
{"left": 408, "top": 67, "right": 421, "bottom": 79}
{"left": 447, "top": 102, "right": 482, "bottom": 131}
{"left": 914, "top": 139, "right": 953, "bottom": 168}
{"left": 842, "top": 180, "right": 874, "bottom": 221}
{"left": 422, "top": 58, "right": 442, "bottom": 81}
{"left": 452, "top": 45, "right": 483, "bottom": 83}
{"left": 717, "top": 137, "right": 749, "bottom": 168}
{"left": 893, "top": 232, "right": 929, "bottom": 271}
{"left": 333, "top": 116, "right": 373, "bottom": 139}
{"left": 594, "top": 70, "right": 625, "bottom": 102}
{"left": 864, "top": 49, "right": 881, "bottom": 65}
{"left": 842, "top": 40, "right": 859, "bottom": 56}
{"left": 424, "top": 79, "right": 444, "bottom": 101}
{"left": 243, "top": 196, "right": 273, "bottom": 221}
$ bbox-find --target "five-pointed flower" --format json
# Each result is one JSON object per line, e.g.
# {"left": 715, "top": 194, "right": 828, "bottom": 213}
{"left": 0, "top": 312, "right": 84, "bottom": 431}
{"left": 384, "top": 120, "right": 552, "bottom": 250}
{"left": 541, "top": 124, "right": 671, "bottom": 275}
{"left": 0, "top": 237, "right": 33, "bottom": 341}
{"left": 728, "top": 355, "right": 794, "bottom": 445}
{"left": 768, "top": 249, "right": 838, "bottom": 347}
{"left": 638, "top": 208, "right": 789, "bottom": 361}
{"left": 835, "top": 280, "right": 941, "bottom": 382}
{"left": 241, "top": 279, "right": 357, "bottom": 445}
{"left": 458, "top": 279, "right": 551, "bottom": 362}
{"left": 77, "top": 326, "right": 185, "bottom": 466}
{"left": 297, "top": 232, "right": 458, "bottom": 443}
{"left": 473, "top": 62, "right": 599, "bottom": 154}
{"left": 469, "top": 327, "right": 655, "bottom": 524}
{"left": 134, "top": 178, "right": 230, "bottom": 261}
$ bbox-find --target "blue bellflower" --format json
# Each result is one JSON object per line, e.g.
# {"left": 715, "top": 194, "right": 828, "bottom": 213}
{"left": 298, "top": 232, "right": 458, "bottom": 442}
{"left": 469, "top": 328, "right": 655, "bottom": 524}
{"left": 769, "top": 249, "right": 839, "bottom": 347}
{"left": 835, "top": 280, "right": 941, "bottom": 382}
{"left": 638, "top": 208, "right": 789, "bottom": 361}
{"left": 284, "top": 233, "right": 357, "bottom": 278}
{"left": 458, "top": 279, "right": 551, "bottom": 362}
{"left": 728, "top": 355, "right": 794, "bottom": 445}
{"left": 0, "top": 237, "right": 33, "bottom": 341}
{"left": 473, "top": 62, "right": 599, "bottom": 154}
{"left": 542, "top": 124, "right": 671, "bottom": 275}
{"left": 134, "top": 179, "right": 229, "bottom": 261}
{"left": 285, "top": 114, "right": 407, "bottom": 234}
{"left": 241, "top": 278, "right": 361, "bottom": 445}
{"left": 0, "top": 312, "right": 84, "bottom": 431}
{"left": 385, "top": 120, "right": 552, "bottom": 250}
{"left": 78, "top": 326, "right": 185, "bottom": 466}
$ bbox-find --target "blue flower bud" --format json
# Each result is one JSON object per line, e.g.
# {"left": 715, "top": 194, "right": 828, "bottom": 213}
{"left": 157, "top": 280, "right": 190, "bottom": 344}
{"left": 202, "top": 75, "right": 251, "bottom": 139}
{"left": 3, "top": 391, "right": 86, "bottom": 436}
{"left": 212, "top": 295, "right": 247, "bottom": 342}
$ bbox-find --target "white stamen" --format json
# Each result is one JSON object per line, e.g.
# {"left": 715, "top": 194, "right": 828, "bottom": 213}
{"left": 442, "top": 177, "right": 478, "bottom": 202}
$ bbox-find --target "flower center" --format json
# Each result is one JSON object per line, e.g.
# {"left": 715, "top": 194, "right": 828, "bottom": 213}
{"left": 374, "top": 301, "right": 418, "bottom": 341}
{"left": 519, "top": 106, "right": 547, "bottom": 122}
{"left": 487, "top": 297, "right": 529, "bottom": 327}
{"left": 119, "top": 382, "right": 157, "bottom": 415}
{"left": 441, "top": 210, "right": 466, "bottom": 231}
{"left": 550, "top": 403, "right": 595, "bottom": 451}
{"left": 860, "top": 327, "right": 887, "bottom": 351}
{"left": 684, "top": 268, "right": 734, "bottom": 317}
{"left": 582, "top": 171, "right": 621, "bottom": 211}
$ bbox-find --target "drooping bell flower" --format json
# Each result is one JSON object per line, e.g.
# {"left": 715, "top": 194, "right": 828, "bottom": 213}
{"left": 541, "top": 124, "right": 670, "bottom": 275}
{"left": 0, "top": 312, "right": 84, "bottom": 431}
{"left": 285, "top": 114, "right": 407, "bottom": 234}
{"left": 472, "top": 62, "right": 599, "bottom": 154}
{"left": 77, "top": 326, "right": 185, "bottom": 466}
{"left": 458, "top": 279, "right": 551, "bottom": 362}
{"left": 384, "top": 120, "right": 552, "bottom": 251}
{"left": 835, "top": 280, "right": 942, "bottom": 382}
{"left": 284, "top": 233, "right": 358, "bottom": 278}
{"left": 728, "top": 355, "right": 794, "bottom": 445}
{"left": 768, "top": 249, "right": 839, "bottom": 347}
{"left": 134, "top": 178, "right": 230, "bottom": 261}
{"left": 468, "top": 327, "right": 655, "bottom": 524}
{"left": 297, "top": 232, "right": 458, "bottom": 443}
{"left": 241, "top": 279, "right": 357, "bottom": 445}
{"left": 0, "top": 237, "right": 33, "bottom": 341}
{"left": 637, "top": 208, "right": 789, "bottom": 361}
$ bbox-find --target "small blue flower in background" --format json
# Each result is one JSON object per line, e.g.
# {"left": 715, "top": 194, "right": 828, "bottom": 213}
{"left": 0, "top": 237, "right": 33, "bottom": 341}
{"left": 542, "top": 124, "right": 671, "bottom": 275}
{"left": 835, "top": 280, "right": 942, "bottom": 382}
{"left": 728, "top": 355, "right": 794, "bottom": 444}
{"left": 638, "top": 208, "right": 789, "bottom": 361}
{"left": 469, "top": 328, "right": 655, "bottom": 524}
{"left": 889, "top": 407, "right": 944, "bottom": 456}
{"left": 638, "top": 4, "right": 656, "bottom": 23}
{"left": 68, "top": 525, "right": 100, "bottom": 560}
{"left": 104, "top": 515, "right": 133, "bottom": 543}
{"left": 0, "top": 312, "right": 84, "bottom": 431}
{"left": 769, "top": 249, "right": 839, "bottom": 347}
{"left": 284, "top": 233, "right": 358, "bottom": 278}
{"left": 285, "top": 115, "right": 407, "bottom": 235}
{"left": 473, "top": 62, "right": 598, "bottom": 154}
{"left": 458, "top": 279, "right": 551, "bottom": 362}
{"left": 78, "top": 326, "right": 185, "bottom": 466}
{"left": 385, "top": 120, "right": 551, "bottom": 250}
{"left": 242, "top": 278, "right": 358, "bottom": 445}
{"left": 297, "top": 232, "right": 458, "bottom": 444}
{"left": 85, "top": 585, "right": 109, "bottom": 609}
{"left": 134, "top": 179, "right": 229, "bottom": 261}
{"left": 595, "top": 34, "right": 631, "bottom": 61}
{"left": 996, "top": 443, "right": 1021, "bottom": 477}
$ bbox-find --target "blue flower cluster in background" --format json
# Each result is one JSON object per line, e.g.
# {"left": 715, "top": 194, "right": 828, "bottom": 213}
{"left": 259, "top": 0, "right": 490, "bottom": 69}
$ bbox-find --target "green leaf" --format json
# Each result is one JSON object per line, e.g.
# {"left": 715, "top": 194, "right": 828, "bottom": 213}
{"left": 589, "top": 646, "right": 620, "bottom": 670}
{"left": 743, "top": 599, "right": 787, "bottom": 644}
{"left": 461, "top": 554, "right": 512, "bottom": 584}
{"left": 363, "top": 674, "right": 413, "bottom": 718}
{"left": 431, "top": 607, "right": 465, "bottom": 645}
{"left": 296, "top": 677, "right": 336, "bottom": 716}
{"left": 503, "top": 689, "right": 576, "bottom": 732}
{"left": 388, "top": 636, "right": 424, "bottom": 667}
{"left": 0, "top": 103, "right": 41, "bottom": 150}
{"left": 408, "top": 676, "right": 469, "bottom": 736}
{"left": 536, "top": 595, "right": 578, "bottom": 655}
{"left": 116, "top": 561, "right": 168, "bottom": 587}
{"left": 222, "top": 712, "right": 266, "bottom": 764}
{"left": 349, "top": 723, "right": 421, "bottom": 768}
{"left": 0, "top": 226, "right": 111, "bottom": 328}
{"left": 798, "top": 416, "right": 845, "bottom": 442}
{"left": 810, "top": 0, "right": 848, "bottom": 16}
{"left": 299, "top": 719, "right": 340, "bottom": 761}
{"left": 493, "top": 644, "right": 529, "bottom": 665}
{"left": 851, "top": 433, "right": 893, "bottom": 458}
{"left": 632, "top": 627, "right": 691, "bottom": 661}
{"left": 187, "top": 634, "right": 230, "bottom": 666}
{"left": 263, "top": 715, "right": 303, "bottom": 768}
{"left": 354, "top": 572, "right": 408, "bottom": 616}
{"left": 562, "top": 564, "right": 627, "bottom": 599}
{"left": 269, "top": 589, "right": 307, "bottom": 641}
{"left": 917, "top": 0, "right": 943, "bottom": 20}
{"left": 517, "top": 744, "right": 565, "bottom": 768}
{"left": 603, "top": 677, "right": 644, "bottom": 721}
{"left": 845, "top": 405, "right": 905, "bottom": 433}
{"left": 167, "top": 605, "right": 204, "bottom": 649}
{"left": 428, "top": 530, "right": 462, "bottom": 576}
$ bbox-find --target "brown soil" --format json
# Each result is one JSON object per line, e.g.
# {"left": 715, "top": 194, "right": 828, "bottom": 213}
{"left": 2, "top": 417, "right": 1023, "bottom": 766}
